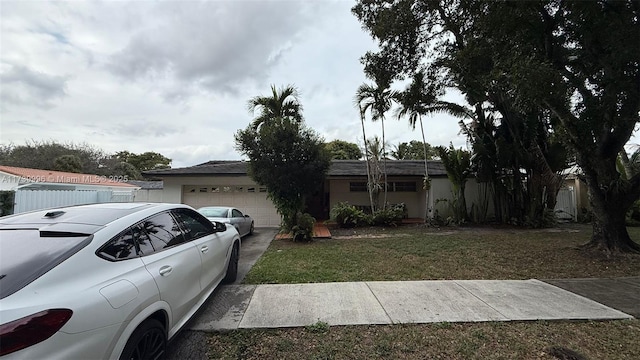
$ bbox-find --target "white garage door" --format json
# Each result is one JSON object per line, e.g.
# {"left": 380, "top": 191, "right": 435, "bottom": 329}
{"left": 182, "top": 185, "right": 280, "bottom": 227}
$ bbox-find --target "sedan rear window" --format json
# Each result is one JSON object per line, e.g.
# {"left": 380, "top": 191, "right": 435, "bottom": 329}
{"left": 0, "top": 229, "right": 92, "bottom": 299}
{"left": 199, "top": 208, "right": 228, "bottom": 218}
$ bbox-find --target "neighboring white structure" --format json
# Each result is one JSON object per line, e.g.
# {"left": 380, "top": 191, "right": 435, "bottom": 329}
{"left": 129, "top": 180, "right": 165, "bottom": 203}
{"left": 0, "top": 166, "right": 139, "bottom": 214}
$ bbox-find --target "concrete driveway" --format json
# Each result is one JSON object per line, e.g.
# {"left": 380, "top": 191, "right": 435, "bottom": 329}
{"left": 165, "top": 228, "right": 277, "bottom": 360}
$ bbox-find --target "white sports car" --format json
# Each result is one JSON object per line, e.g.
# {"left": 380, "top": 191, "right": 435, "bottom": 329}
{"left": 198, "top": 206, "right": 254, "bottom": 238}
{"left": 0, "top": 202, "right": 241, "bottom": 359}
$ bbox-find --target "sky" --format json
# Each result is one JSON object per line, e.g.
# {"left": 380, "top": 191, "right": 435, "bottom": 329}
{"left": 0, "top": 0, "right": 580, "bottom": 169}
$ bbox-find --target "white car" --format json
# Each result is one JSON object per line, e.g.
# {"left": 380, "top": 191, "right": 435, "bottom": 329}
{"left": 0, "top": 202, "right": 241, "bottom": 359}
{"left": 198, "top": 206, "right": 254, "bottom": 238}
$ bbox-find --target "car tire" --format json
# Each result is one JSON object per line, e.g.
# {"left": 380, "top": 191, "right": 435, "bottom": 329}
{"left": 249, "top": 222, "right": 254, "bottom": 235}
{"left": 120, "top": 318, "right": 166, "bottom": 360}
{"left": 222, "top": 243, "right": 239, "bottom": 284}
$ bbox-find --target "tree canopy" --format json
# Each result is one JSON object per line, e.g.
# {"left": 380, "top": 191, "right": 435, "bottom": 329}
{"left": 391, "top": 140, "right": 436, "bottom": 160}
{"left": 353, "top": 0, "right": 640, "bottom": 252}
{"left": 0, "top": 141, "right": 171, "bottom": 180}
{"left": 325, "top": 140, "right": 363, "bottom": 160}
{"left": 114, "top": 151, "right": 171, "bottom": 172}
{"left": 247, "top": 84, "right": 303, "bottom": 130}
{"left": 236, "top": 85, "right": 330, "bottom": 237}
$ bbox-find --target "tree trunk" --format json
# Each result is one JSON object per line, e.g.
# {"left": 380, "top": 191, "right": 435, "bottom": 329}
{"left": 359, "top": 107, "right": 375, "bottom": 213}
{"left": 419, "top": 117, "right": 430, "bottom": 222}
{"left": 381, "top": 117, "right": 388, "bottom": 210}
{"left": 588, "top": 202, "right": 640, "bottom": 253}
{"left": 458, "top": 182, "right": 468, "bottom": 222}
{"left": 584, "top": 174, "right": 640, "bottom": 253}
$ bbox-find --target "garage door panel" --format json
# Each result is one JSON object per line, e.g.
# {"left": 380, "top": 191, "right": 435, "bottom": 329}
{"left": 182, "top": 185, "right": 279, "bottom": 227}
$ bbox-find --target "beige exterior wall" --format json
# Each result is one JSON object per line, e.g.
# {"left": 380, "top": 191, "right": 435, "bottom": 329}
{"left": 160, "top": 176, "right": 280, "bottom": 227}
{"left": 328, "top": 177, "right": 434, "bottom": 218}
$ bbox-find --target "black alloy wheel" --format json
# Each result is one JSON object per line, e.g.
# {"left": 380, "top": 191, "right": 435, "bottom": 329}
{"left": 120, "top": 319, "right": 166, "bottom": 360}
{"left": 223, "top": 243, "right": 239, "bottom": 284}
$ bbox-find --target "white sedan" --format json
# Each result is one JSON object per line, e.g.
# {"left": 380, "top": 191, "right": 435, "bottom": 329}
{"left": 0, "top": 202, "right": 241, "bottom": 359}
{"left": 198, "top": 206, "right": 254, "bottom": 238}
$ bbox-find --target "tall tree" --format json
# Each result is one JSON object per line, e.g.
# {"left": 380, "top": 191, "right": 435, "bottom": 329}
{"left": 0, "top": 140, "right": 107, "bottom": 174}
{"left": 247, "top": 84, "right": 303, "bottom": 130}
{"left": 237, "top": 86, "right": 330, "bottom": 235}
{"left": 393, "top": 71, "right": 473, "bottom": 220}
{"left": 436, "top": 144, "right": 472, "bottom": 223}
{"left": 325, "top": 140, "right": 363, "bottom": 160}
{"left": 475, "top": 1, "right": 640, "bottom": 251}
{"left": 391, "top": 141, "right": 437, "bottom": 160}
{"left": 364, "top": 136, "right": 386, "bottom": 211}
{"left": 353, "top": 0, "right": 639, "bottom": 251}
{"left": 115, "top": 151, "right": 171, "bottom": 172}
{"left": 358, "top": 105, "right": 376, "bottom": 212}
{"left": 355, "top": 81, "right": 395, "bottom": 209}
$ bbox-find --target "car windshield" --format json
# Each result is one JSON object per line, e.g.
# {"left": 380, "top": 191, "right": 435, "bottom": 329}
{"left": 199, "top": 208, "right": 228, "bottom": 218}
{"left": 0, "top": 229, "right": 92, "bottom": 299}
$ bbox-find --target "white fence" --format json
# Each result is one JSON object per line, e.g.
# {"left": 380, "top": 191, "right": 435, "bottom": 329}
{"left": 13, "top": 189, "right": 134, "bottom": 214}
{"left": 555, "top": 186, "right": 577, "bottom": 221}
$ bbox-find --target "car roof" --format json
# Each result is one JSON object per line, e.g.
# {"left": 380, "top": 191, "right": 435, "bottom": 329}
{"left": 0, "top": 203, "right": 187, "bottom": 234}
{"left": 198, "top": 206, "right": 233, "bottom": 210}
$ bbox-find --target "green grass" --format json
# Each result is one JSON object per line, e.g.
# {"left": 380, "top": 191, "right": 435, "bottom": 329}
{"left": 212, "top": 225, "right": 640, "bottom": 359}
{"left": 244, "top": 224, "right": 640, "bottom": 284}
{"left": 204, "top": 320, "right": 640, "bottom": 359}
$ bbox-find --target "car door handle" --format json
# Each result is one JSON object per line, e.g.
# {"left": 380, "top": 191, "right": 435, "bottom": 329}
{"left": 159, "top": 266, "right": 173, "bottom": 276}
{"left": 200, "top": 246, "right": 209, "bottom": 253}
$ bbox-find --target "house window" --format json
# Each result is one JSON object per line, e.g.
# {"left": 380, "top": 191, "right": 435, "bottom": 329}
{"left": 259, "top": 187, "right": 267, "bottom": 193}
{"left": 247, "top": 187, "right": 256, "bottom": 193}
{"left": 234, "top": 186, "right": 244, "bottom": 192}
{"left": 349, "top": 182, "right": 368, "bottom": 192}
{"left": 199, "top": 187, "right": 208, "bottom": 193}
{"left": 222, "top": 186, "right": 231, "bottom": 192}
{"left": 211, "top": 186, "right": 220, "bottom": 193}
{"left": 390, "top": 182, "right": 417, "bottom": 192}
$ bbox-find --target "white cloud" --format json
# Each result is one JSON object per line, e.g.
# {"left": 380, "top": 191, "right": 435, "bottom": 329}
{"left": 0, "top": 0, "right": 475, "bottom": 169}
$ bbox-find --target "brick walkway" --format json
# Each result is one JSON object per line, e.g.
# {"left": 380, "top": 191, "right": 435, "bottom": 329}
{"left": 275, "top": 223, "right": 332, "bottom": 240}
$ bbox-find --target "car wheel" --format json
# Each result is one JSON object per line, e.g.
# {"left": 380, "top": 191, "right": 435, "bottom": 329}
{"left": 222, "top": 243, "right": 239, "bottom": 284}
{"left": 249, "top": 222, "right": 254, "bottom": 235}
{"left": 120, "top": 318, "right": 166, "bottom": 360}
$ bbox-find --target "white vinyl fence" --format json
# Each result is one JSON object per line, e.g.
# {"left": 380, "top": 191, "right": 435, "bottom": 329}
{"left": 13, "top": 189, "right": 134, "bottom": 214}
{"left": 555, "top": 186, "right": 577, "bottom": 221}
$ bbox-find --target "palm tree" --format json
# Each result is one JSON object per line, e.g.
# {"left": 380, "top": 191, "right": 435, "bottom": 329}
{"left": 364, "top": 136, "right": 386, "bottom": 211}
{"left": 247, "top": 84, "right": 303, "bottom": 130}
{"left": 358, "top": 105, "right": 375, "bottom": 213}
{"left": 394, "top": 71, "right": 473, "bottom": 220}
{"left": 436, "top": 144, "right": 472, "bottom": 223}
{"left": 355, "top": 81, "right": 395, "bottom": 209}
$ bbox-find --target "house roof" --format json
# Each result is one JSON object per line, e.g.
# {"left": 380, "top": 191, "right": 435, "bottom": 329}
{"left": 328, "top": 160, "right": 447, "bottom": 177}
{"left": 144, "top": 160, "right": 448, "bottom": 177}
{"left": 0, "top": 165, "right": 138, "bottom": 188}
{"left": 127, "top": 180, "right": 164, "bottom": 189}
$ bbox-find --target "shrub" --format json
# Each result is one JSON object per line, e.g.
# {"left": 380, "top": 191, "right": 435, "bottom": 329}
{"left": 0, "top": 191, "right": 14, "bottom": 216}
{"left": 372, "top": 207, "right": 404, "bottom": 227}
{"left": 626, "top": 200, "right": 640, "bottom": 226}
{"left": 292, "top": 212, "right": 315, "bottom": 242}
{"left": 330, "top": 202, "right": 370, "bottom": 228}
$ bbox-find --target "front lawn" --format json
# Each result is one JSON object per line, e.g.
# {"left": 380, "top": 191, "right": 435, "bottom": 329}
{"left": 200, "top": 224, "right": 640, "bottom": 359}
{"left": 204, "top": 320, "right": 640, "bottom": 359}
{"left": 243, "top": 224, "right": 640, "bottom": 284}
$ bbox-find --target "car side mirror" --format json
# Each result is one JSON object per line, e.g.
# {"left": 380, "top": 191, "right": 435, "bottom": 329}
{"left": 213, "top": 221, "right": 227, "bottom": 232}
{"left": 244, "top": 214, "right": 250, "bottom": 218}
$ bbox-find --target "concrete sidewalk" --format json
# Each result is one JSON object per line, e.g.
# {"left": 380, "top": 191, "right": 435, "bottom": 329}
{"left": 190, "top": 279, "right": 633, "bottom": 331}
